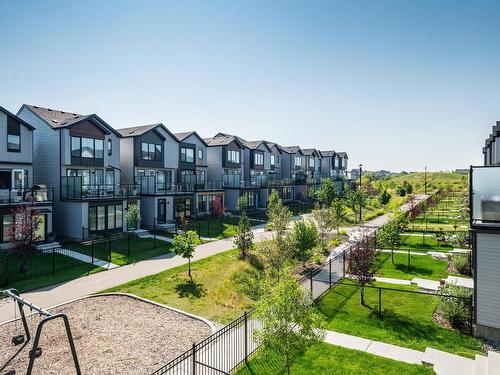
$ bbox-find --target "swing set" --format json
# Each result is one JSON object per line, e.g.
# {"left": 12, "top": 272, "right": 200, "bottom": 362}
{"left": 2, "top": 288, "right": 81, "bottom": 375}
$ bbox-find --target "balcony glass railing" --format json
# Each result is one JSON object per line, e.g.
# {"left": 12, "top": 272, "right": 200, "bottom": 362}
{"left": 471, "top": 166, "right": 500, "bottom": 226}
{"left": 61, "top": 176, "right": 140, "bottom": 200}
{"left": 0, "top": 188, "right": 54, "bottom": 206}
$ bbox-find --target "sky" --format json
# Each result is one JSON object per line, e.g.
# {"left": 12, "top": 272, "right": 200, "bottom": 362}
{"left": 1, "top": 0, "right": 499, "bottom": 172}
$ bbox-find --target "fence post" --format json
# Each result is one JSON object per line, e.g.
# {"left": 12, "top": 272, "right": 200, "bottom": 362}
{"left": 343, "top": 251, "right": 346, "bottom": 278}
{"left": 310, "top": 270, "right": 313, "bottom": 297}
{"left": 469, "top": 295, "right": 474, "bottom": 335}
{"left": 91, "top": 241, "right": 94, "bottom": 265}
{"left": 192, "top": 342, "right": 196, "bottom": 375}
{"left": 108, "top": 237, "right": 112, "bottom": 264}
{"left": 127, "top": 233, "right": 130, "bottom": 257}
{"left": 329, "top": 258, "right": 332, "bottom": 288}
{"left": 81, "top": 226, "right": 84, "bottom": 242}
{"left": 52, "top": 247, "right": 55, "bottom": 274}
{"left": 407, "top": 249, "right": 411, "bottom": 272}
{"left": 378, "top": 288, "right": 382, "bottom": 318}
{"left": 244, "top": 311, "right": 248, "bottom": 363}
{"left": 153, "top": 217, "right": 157, "bottom": 250}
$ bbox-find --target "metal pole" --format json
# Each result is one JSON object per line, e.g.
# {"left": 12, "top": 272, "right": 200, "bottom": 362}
{"left": 378, "top": 288, "right": 382, "bottom": 318}
{"left": 244, "top": 311, "right": 248, "bottom": 363}
{"left": 154, "top": 217, "right": 157, "bottom": 249}
{"left": 424, "top": 166, "right": 427, "bottom": 195}
{"left": 329, "top": 258, "right": 332, "bottom": 288}
{"left": 52, "top": 247, "right": 55, "bottom": 274}
{"left": 359, "top": 164, "right": 362, "bottom": 222}
{"left": 310, "top": 270, "right": 313, "bottom": 297}
{"left": 192, "top": 342, "right": 196, "bottom": 375}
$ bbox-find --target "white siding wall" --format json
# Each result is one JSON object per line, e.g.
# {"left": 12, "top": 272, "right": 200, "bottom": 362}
{"left": 476, "top": 233, "right": 500, "bottom": 329}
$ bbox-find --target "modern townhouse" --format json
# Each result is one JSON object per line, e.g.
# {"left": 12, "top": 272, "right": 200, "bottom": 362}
{"left": 265, "top": 141, "right": 295, "bottom": 201}
{"left": 174, "top": 131, "right": 224, "bottom": 217}
{"left": 17, "top": 105, "right": 139, "bottom": 241}
{"left": 0, "top": 106, "right": 53, "bottom": 247}
{"left": 470, "top": 122, "right": 500, "bottom": 340}
{"left": 302, "top": 148, "right": 323, "bottom": 198}
{"left": 117, "top": 123, "right": 178, "bottom": 228}
{"left": 320, "top": 150, "right": 349, "bottom": 193}
{"left": 278, "top": 146, "right": 308, "bottom": 200}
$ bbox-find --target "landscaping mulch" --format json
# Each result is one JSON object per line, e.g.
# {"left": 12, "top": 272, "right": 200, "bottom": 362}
{"left": 0, "top": 294, "right": 212, "bottom": 374}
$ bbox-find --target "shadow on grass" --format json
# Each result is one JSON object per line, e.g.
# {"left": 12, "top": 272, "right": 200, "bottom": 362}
{"left": 393, "top": 263, "right": 434, "bottom": 276}
{"left": 175, "top": 281, "right": 207, "bottom": 298}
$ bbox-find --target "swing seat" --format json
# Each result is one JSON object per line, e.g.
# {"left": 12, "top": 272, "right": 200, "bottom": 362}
{"left": 29, "top": 347, "right": 42, "bottom": 358}
{"left": 11, "top": 334, "right": 25, "bottom": 346}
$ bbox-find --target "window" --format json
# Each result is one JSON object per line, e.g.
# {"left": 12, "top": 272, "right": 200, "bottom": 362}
{"left": 181, "top": 147, "right": 195, "bottom": 163}
{"left": 95, "top": 170, "right": 104, "bottom": 185}
{"left": 105, "top": 170, "right": 114, "bottom": 185}
{"left": 294, "top": 156, "right": 302, "bottom": 167}
{"left": 137, "top": 169, "right": 145, "bottom": 176}
{"left": 309, "top": 158, "right": 314, "bottom": 168}
{"left": 227, "top": 150, "right": 240, "bottom": 163}
{"left": 116, "top": 205, "right": 123, "bottom": 228}
{"left": 270, "top": 155, "right": 275, "bottom": 166}
{"left": 95, "top": 139, "right": 104, "bottom": 159}
{"left": 107, "top": 205, "right": 116, "bottom": 229}
{"left": 71, "top": 137, "right": 81, "bottom": 157}
{"left": 107, "top": 139, "right": 112, "bottom": 156}
{"left": 254, "top": 153, "right": 264, "bottom": 166}
{"left": 81, "top": 138, "right": 94, "bottom": 158}
{"left": 198, "top": 195, "right": 207, "bottom": 212}
{"left": 198, "top": 149, "right": 203, "bottom": 159}
{"left": 141, "top": 142, "right": 162, "bottom": 161}
{"left": 2, "top": 214, "right": 12, "bottom": 242}
{"left": 7, "top": 118, "right": 20, "bottom": 152}
{"left": 97, "top": 206, "right": 105, "bottom": 230}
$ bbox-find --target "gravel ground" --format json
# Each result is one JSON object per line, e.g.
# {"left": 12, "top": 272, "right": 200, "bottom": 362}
{"left": 0, "top": 295, "right": 212, "bottom": 374}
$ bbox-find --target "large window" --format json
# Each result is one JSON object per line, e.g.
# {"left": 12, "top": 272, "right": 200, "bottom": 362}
{"left": 2, "top": 214, "right": 12, "bottom": 242}
{"left": 181, "top": 147, "right": 195, "bottom": 163}
{"left": 71, "top": 136, "right": 105, "bottom": 159}
{"left": 198, "top": 195, "right": 207, "bottom": 212}
{"left": 198, "top": 149, "right": 203, "bottom": 159}
{"left": 7, "top": 119, "right": 20, "bottom": 152}
{"left": 309, "top": 158, "right": 314, "bottom": 168}
{"left": 227, "top": 150, "right": 240, "bottom": 163}
{"left": 141, "top": 142, "right": 162, "bottom": 161}
{"left": 107, "top": 139, "right": 112, "bottom": 156}
{"left": 254, "top": 153, "right": 264, "bottom": 166}
{"left": 89, "top": 204, "right": 123, "bottom": 232}
{"left": 270, "top": 154, "right": 275, "bottom": 166}
{"left": 294, "top": 156, "right": 302, "bottom": 167}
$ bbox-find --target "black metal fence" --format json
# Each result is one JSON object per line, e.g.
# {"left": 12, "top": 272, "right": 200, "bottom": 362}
{"left": 0, "top": 246, "right": 91, "bottom": 287}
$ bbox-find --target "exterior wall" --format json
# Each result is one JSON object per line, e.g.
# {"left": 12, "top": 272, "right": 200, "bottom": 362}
{"left": 241, "top": 148, "right": 250, "bottom": 182}
{"left": 120, "top": 137, "right": 135, "bottom": 184}
{"left": 0, "top": 111, "right": 33, "bottom": 164}
{"left": 475, "top": 232, "right": 500, "bottom": 338}
{"left": 207, "top": 146, "right": 223, "bottom": 182}
{"left": 156, "top": 127, "right": 179, "bottom": 169}
{"left": 281, "top": 153, "right": 292, "bottom": 178}
{"left": 224, "top": 189, "right": 240, "bottom": 212}
{"left": 183, "top": 134, "right": 208, "bottom": 168}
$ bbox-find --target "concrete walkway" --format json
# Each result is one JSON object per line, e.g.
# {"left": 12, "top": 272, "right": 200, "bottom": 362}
{"left": 55, "top": 248, "right": 119, "bottom": 269}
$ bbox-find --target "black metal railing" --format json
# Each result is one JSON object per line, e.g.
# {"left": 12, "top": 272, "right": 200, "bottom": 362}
{"left": 0, "top": 188, "right": 54, "bottom": 206}
{"left": 61, "top": 176, "right": 140, "bottom": 200}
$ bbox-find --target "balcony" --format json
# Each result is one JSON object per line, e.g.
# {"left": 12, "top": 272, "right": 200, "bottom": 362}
{"left": 61, "top": 176, "right": 140, "bottom": 200}
{"left": 0, "top": 187, "right": 54, "bottom": 206}
{"left": 223, "top": 174, "right": 268, "bottom": 188}
{"left": 293, "top": 173, "right": 308, "bottom": 185}
{"left": 471, "top": 166, "right": 500, "bottom": 227}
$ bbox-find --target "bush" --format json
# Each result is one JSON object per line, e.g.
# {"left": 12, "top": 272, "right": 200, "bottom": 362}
{"left": 450, "top": 253, "right": 471, "bottom": 276}
{"left": 231, "top": 267, "right": 263, "bottom": 300}
{"left": 438, "top": 283, "right": 472, "bottom": 330}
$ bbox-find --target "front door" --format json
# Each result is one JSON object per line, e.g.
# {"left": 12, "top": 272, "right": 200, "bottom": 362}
{"left": 157, "top": 199, "right": 166, "bottom": 224}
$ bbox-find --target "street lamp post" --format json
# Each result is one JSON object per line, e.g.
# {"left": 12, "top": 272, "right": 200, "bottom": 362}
{"left": 424, "top": 166, "right": 427, "bottom": 195}
{"left": 359, "top": 164, "right": 363, "bottom": 222}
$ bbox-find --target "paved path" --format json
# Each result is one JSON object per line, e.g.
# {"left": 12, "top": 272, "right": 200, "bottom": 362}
{"left": 54, "top": 248, "right": 119, "bottom": 269}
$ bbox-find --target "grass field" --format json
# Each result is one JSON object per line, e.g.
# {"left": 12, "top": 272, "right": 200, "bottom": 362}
{"left": 315, "top": 280, "right": 483, "bottom": 358}
{"left": 65, "top": 237, "right": 172, "bottom": 266}
{"left": 236, "top": 343, "right": 434, "bottom": 375}
{"left": 388, "top": 172, "right": 468, "bottom": 194}
{"left": 103, "top": 249, "right": 257, "bottom": 323}
{"left": 1, "top": 250, "right": 102, "bottom": 292}
{"left": 376, "top": 251, "right": 449, "bottom": 280}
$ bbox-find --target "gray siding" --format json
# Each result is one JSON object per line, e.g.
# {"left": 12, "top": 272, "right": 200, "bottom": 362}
{"left": 476, "top": 233, "right": 500, "bottom": 329}
{"left": 207, "top": 146, "right": 223, "bottom": 181}
{"left": 0, "top": 111, "right": 33, "bottom": 164}
{"left": 120, "top": 137, "right": 135, "bottom": 184}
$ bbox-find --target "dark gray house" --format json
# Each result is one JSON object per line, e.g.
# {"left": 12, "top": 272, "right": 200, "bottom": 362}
{"left": 18, "top": 105, "right": 139, "bottom": 241}
{"left": 0, "top": 106, "right": 53, "bottom": 247}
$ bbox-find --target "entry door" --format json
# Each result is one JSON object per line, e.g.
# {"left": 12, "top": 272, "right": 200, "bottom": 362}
{"left": 12, "top": 170, "right": 24, "bottom": 190}
{"left": 157, "top": 199, "right": 167, "bottom": 224}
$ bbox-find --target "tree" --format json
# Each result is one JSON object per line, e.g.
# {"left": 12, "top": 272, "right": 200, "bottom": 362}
{"left": 255, "top": 239, "right": 290, "bottom": 278}
{"left": 378, "top": 189, "right": 391, "bottom": 205}
{"left": 345, "top": 190, "right": 359, "bottom": 223}
{"left": 312, "top": 204, "right": 333, "bottom": 252}
{"left": 330, "top": 198, "right": 347, "bottom": 233}
{"left": 403, "top": 181, "right": 413, "bottom": 195}
{"left": 290, "top": 220, "right": 318, "bottom": 267}
{"left": 396, "top": 185, "right": 407, "bottom": 197}
{"left": 267, "top": 190, "right": 292, "bottom": 257}
{"left": 172, "top": 230, "right": 198, "bottom": 281}
{"left": 348, "top": 237, "right": 378, "bottom": 305}
{"left": 237, "top": 195, "right": 248, "bottom": 214}
{"left": 377, "top": 220, "right": 400, "bottom": 263}
{"left": 8, "top": 203, "right": 41, "bottom": 254}
{"left": 255, "top": 270, "right": 325, "bottom": 375}
{"left": 212, "top": 194, "right": 226, "bottom": 217}
{"left": 126, "top": 202, "right": 141, "bottom": 231}
{"left": 234, "top": 211, "right": 254, "bottom": 258}
{"left": 314, "top": 178, "right": 338, "bottom": 207}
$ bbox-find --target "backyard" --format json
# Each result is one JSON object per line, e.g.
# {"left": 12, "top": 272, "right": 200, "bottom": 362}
{"left": 315, "top": 280, "right": 482, "bottom": 358}
{"left": 376, "top": 251, "right": 449, "bottom": 281}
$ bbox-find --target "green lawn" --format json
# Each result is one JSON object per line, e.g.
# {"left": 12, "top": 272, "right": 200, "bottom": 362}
{"left": 64, "top": 237, "right": 172, "bottom": 266}
{"left": 1, "top": 251, "right": 102, "bottom": 292}
{"left": 376, "top": 252, "right": 449, "bottom": 281}
{"left": 395, "top": 233, "right": 453, "bottom": 252}
{"left": 315, "top": 280, "right": 483, "bottom": 358}
{"left": 103, "top": 249, "right": 257, "bottom": 323}
{"left": 236, "top": 343, "right": 434, "bottom": 375}
{"left": 186, "top": 216, "right": 262, "bottom": 239}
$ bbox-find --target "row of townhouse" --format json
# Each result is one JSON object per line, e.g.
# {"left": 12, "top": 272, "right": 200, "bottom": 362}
{"left": 0, "top": 104, "right": 349, "bottom": 244}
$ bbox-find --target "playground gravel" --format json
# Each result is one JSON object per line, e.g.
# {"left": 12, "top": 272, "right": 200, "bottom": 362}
{"left": 0, "top": 294, "right": 212, "bottom": 374}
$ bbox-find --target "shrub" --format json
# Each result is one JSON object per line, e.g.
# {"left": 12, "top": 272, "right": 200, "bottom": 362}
{"left": 450, "top": 253, "right": 471, "bottom": 276}
{"left": 231, "top": 267, "right": 263, "bottom": 300}
{"left": 438, "top": 283, "right": 472, "bottom": 330}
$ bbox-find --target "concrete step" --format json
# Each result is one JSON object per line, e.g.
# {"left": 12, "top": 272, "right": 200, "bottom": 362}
{"left": 37, "top": 242, "right": 61, "bottom": 251}
{"left": 489, "top": 351, "right": 500, "bottom": 375}
{"left": 473, "top": 354, "right": 488, "bottom": 375}
{"left": 422, "top": 347, "right": 474, "bottom": 375}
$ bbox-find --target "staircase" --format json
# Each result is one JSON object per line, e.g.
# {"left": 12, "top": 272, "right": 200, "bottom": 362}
{"left": 422, "top": 348, "right": 500, "bottom": 375}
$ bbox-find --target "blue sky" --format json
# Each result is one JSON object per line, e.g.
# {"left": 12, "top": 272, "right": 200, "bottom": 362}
{"left": 1, "top": 0, "right": 499, "bottom": 172}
